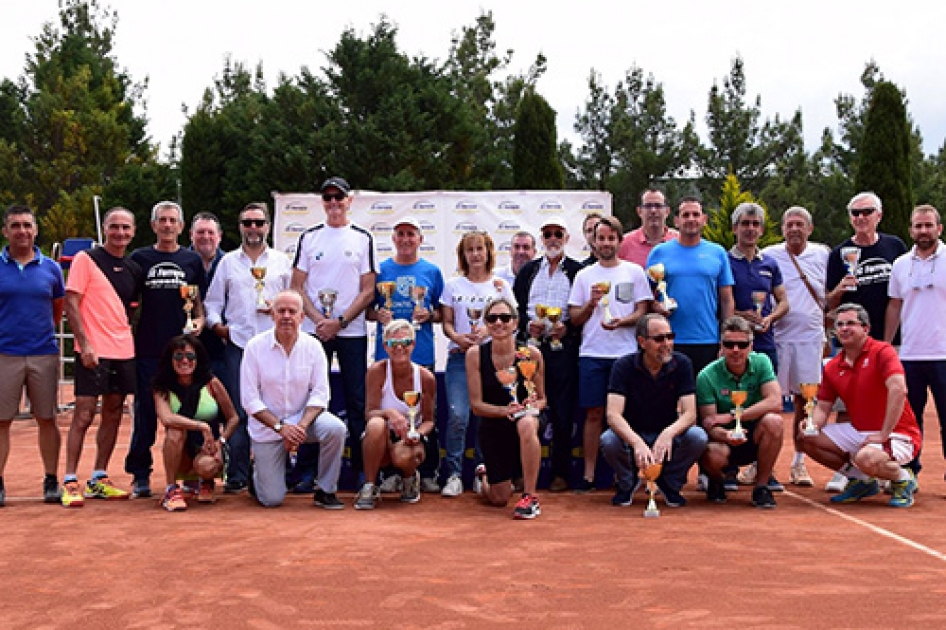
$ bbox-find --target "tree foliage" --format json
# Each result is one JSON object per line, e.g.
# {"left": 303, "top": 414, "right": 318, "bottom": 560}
{"left": 702, "top": 172, "right": 780, "bottom": 250}
{"left": 512, "top": 88, "right": 563, "bottom": 189}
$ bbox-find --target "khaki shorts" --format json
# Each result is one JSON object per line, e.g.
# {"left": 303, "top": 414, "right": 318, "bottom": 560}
{"left": 0, "top": 353, "right": 59, "bottom": 419}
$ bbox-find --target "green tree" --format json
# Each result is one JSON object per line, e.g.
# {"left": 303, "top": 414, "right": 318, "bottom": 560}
{"left": 855, "top": 80, "right": 914, "bottom": 242}
{"left": 703, "top": 172, "right": 779, "bottom": 250}
{"left": 512, "top": 88, "right": 563, "bottom": 189}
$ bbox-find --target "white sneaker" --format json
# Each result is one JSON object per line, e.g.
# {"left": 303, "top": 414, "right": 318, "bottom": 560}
{"left": 401, "top": 472, "right": 421, "bottom": 504}
{"left": 354, "top": 483, "right": 377, "bottom": 510}
{"left": 441, "top": 474, "right": 463, "bottom": 497}
{"left": 379, "top": 473, "right": 402, "bottom": 494}
{"left": 737, "top": 462, "right": 758, "bottom": 485}
{"left": 419, "top": 477, "right": 440, "bottom": 493}
{"left": 474, "top": 464, "right": 486, "bottom": 495}
{"left": 825, "top": 471, "right": 848, "bottom": 493}
{"left": 696, "top": 473, "right": 708, "bottom": 492}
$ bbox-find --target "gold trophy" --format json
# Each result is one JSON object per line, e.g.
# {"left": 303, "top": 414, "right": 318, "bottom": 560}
{"left": 250, "top": 266, "right": 268, "bottom": 311}
{"left": 410, "top": 285, "right": 427, "bottom": 330}
{"left": 403, "top": 390, "right": 420, "bottom": 441}
{"left": 545, "top": 306, "right": 563, "bottom": 351}
{"left": 530, "top": 303, "right": 548, "bottom": 347}
{"left": 377, "top": 281, "right": 396, "bottom": 310}
{"left": 840, "top": 246, "right": 860, "bottom": 292}
{"left": 466, "top": 306, "right": 483, "bottom": 334}
{"left": 800, "top": 382, "right": 820, "bottom": 436}
{"left": 642, "top": 462, "right": 663, "bottom": 518}
{"left": 751, "top": 290, "right": 767, "bottom": 331}
{"left": 516, "top": 351, "right": 539, "bottom": 417}
{"left": 180, "top": 284, "right": 199, "bottom": 334}
{"left": 729, "top": 390, "right": 748, "bottom": 442}
{"left": 595, "top": 280, "right": 614, "bottom": 323}
{"left": 495, "top": 366, "right": 520, "bottom": 411}
{"left": 317, "top": 289, "right": 338, "bottom": 317}
{"left": 647, "top": 263, "right": 677, "bottom": 313}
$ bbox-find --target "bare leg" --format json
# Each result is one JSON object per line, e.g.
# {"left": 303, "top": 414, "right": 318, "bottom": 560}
{"left": 66, "top": 397, "right": 98, "bottom": 476}
{"left": 162, "top": 427, "right": 186, "bottom": 486}
{"left": 36, "top": 417, "right": 61, "bottom": 477}
{"left": 0, "top": 420, "right": 10, "bottom": 476}
{"left": 93, "top": 394, "right": 125, "bottom": 472}
{"left": 361, "top": 417, "right": 388, "bottom": 485}
{"left": 799, "top": 433, "right": 848, "bottom": 472}
{"left": 754, "top": 413, "right": 784, "bottom": 488}
{"left": 518, "top": 416, "right": 541, "bottom": 495}
{"left": 582, "top": 407, "right": 604, "bottom": 480}
{"left": 791, "top": 394, "right": 806, "bottom": 455}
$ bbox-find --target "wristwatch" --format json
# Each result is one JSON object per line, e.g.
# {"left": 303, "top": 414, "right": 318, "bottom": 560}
{"left": 272, "top": 421, "right": 283, "bottom": 433}
{"left": 338, "top": 315, "right": 348, "bottom": 329}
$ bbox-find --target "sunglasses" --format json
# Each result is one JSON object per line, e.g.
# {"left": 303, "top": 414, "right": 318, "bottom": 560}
{"left": 542, "top": 229, "right": 564, "bottom": 239}
{"left": 849, "top": 208, "right": 876, "bottom": 218}
{"left": 240, "top": 219, "right": 267, "bottom": 228}
{"left": 647, "top": 332, "right": 676, "bottom": 343}
{"left": 173, "top": 351, "right": 197, "bottom": 362}
{"left": 385, "top": 337, "right": 413, "bottom": 348}
{"left": 484, "top": 313, "right": 514, "bottom": 324}
{"left": 322, "top": 192, "right": 347, "bottom": 202}
{"left": 721, "top": 340, "right": 751, "bottom": 350}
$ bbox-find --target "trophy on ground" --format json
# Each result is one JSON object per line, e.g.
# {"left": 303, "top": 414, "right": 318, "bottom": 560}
{"left": 642, "top": 463, "right": 663, "bottom": 518}
{"left": 840, "top": 246, "right": 861, "bottom": 292}
{"left": 318, "top": 289, "right": 338, "bottom": 318}
{"left": 516, "top": 349, "right": 539, "bottom": 417}
{"left": 403, "top": 390, "right": 420, "bottom": 441}
{"left": 800, "top": 382, "right": 820, "bottom": 436}
{"left": 377, "top": 281, "right": 396, "bottom": 310}
{"left": 594, "top": 280, "right": 614, "bottom": 323}
{"left": 410, "top": 285, "right": 427, "bottom": 330}
{"left": 466, "top": 306, "right": 484, "bottom": 334}
{"left": 729, "top": 389, "right": 748, "bottom": 442}
{"left": 545, "top": 306, "right": 564, "bottom": 351}
{"left": 530, "top": 303, "right": 548, "bottom": 347}
{"left": 180, "top": 284, "right": 199, "bottom": 334}
{"left": 250, "top": 266, "right": 268, "bottom": 311}
{"left": 647, "top": 263, "right": 677, "bottom": 313}
{"left": 751, "top": 290, "right": 767, "bottom": 331}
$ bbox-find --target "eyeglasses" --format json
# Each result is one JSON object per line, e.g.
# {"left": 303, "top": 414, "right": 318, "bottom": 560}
{"left": 721, "top": 340, "right": 751, "bottom": 350}
{"left": 542, "top": 229, "right": 564, "bottom": 239}
{"left": 240, "top": 219, "right": 267, "bottom": 228}
{"left": 322, "top": 192, "right": 347, "bottom": 202}
{"left": 385, "top": 337, "right": 413, "bottom": 348}
{"left": 172, "top": 351, "right": 197, "bottom": 362}
{"left": 647, "top": 332, "right": 676, "bottom": 343}
{"left": 849, "top": 208, "right": 876, "bottom": 218}
{"left": 640, "top": 203, "right": 666, "bottom": 211}
{"left": 835, "top": 320, "right": 865, "bottom": 328}
{"left": 484, "top": 313, "right": 514, "bottom": 324}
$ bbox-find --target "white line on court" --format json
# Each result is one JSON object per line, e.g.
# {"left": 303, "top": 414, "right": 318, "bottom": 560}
{"left": 785, "top": 489, "right": 946, "bottom": 563}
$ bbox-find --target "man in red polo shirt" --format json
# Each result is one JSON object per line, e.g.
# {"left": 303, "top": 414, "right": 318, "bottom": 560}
{"left": 801, "top": 303, "right": 921, "bottom": 507}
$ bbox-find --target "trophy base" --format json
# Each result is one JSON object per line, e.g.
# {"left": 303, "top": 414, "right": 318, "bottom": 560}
{"left": 729, "top": 430, "right": 747, "bottom": 443}
{"left": 549, "top": 341, "right": 563, "bottom": 351}
{"left": 802, "top": 427, "right": 820, "bottom": 437}
{"left": 406, "top": 430, "right": 420, "bottom": 441}
{"left": 643, "top": 508, "right": 660, "bottom": 518}
{"left": 182, "top": 326, "right": 197, "bottom": 335}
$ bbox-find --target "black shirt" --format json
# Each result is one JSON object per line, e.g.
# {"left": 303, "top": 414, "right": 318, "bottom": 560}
{"left": 607, "top": 351, "right": 695, "bottom": 434}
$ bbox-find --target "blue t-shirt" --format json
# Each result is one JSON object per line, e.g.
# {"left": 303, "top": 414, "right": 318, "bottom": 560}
{"left": 647, "top": 240, "right": 734, "bottom": 345}
{"left": 728, "top": 249, "right": 783, "bottom": 351}
{"left": 0, "top": 246, "right": 65, "bottom": 355}
{"left": 372, "top": 258, "right": 444, "bottom": 367}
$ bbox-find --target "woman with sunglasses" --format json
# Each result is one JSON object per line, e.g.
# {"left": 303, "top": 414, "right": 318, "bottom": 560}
{"left": 440, "top": 231, "right": 516, "bottom": 497}
{"left": 356, "top": 320, "right": 436, "bottom": 509}
{"left": 153, "top": 335, "right": 239, "bottom": 512}
{"left": 466, "top": 298, "right": 546, "bottom": 519}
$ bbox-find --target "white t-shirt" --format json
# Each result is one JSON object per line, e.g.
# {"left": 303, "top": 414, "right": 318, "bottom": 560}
{"left": 762, "top": 242, "right": 829, "bottom": 344}
{"left": 889, "top": 242, "right": 946, "bottom": 360}
{"left": 441, "top": 275, "right": 515, "bottom": 352}
{"left": 568, "top": 261, "right": 652, "bottom": 358}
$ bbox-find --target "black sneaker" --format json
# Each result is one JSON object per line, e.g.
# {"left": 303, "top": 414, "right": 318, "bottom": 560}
{"left": 223, "top": 480, "right": 248, "bottom": 494}
{"left": 43, "top": 477, "right": 61, "bottom": 503}
{"left": 131, "top": 477, "right": 152, "bottom": 498}
{"left": 0, "top": 486, "right": 5, "bottom": 507}
{"left": 723, "top": 470, "right": 739, "bottom": 492}
{"left": 706, "top": 478, "right": 727, "bottom": 504}
{"left": 766, "top": 475, "right": 785, "bottom": 493}
{"left": 656, "top": 479, "right": 687, "bottom": 507}
{"left": 751, "top": 485, "right": 777, "bottom": 509}
{"left": 573, "top": 478, "right": 595, "bottom": 494}
{"left": 314, "top": 488, "right": 344, "bottom": 510}
{"left": 611, "top": 487, "right": 633, "bottom": 506}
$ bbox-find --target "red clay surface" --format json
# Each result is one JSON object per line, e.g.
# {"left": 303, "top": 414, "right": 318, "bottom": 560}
{"left": 3, "top": 405, "right": 946, "bottom": 629}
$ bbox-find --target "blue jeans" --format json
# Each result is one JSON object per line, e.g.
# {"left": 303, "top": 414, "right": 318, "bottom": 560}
{"left": 442, "top": 352, "right": 478, "bottom": 479}
{"left": 600, "top": 426, "right": 708, "bottom": 492}
{"left": 125, "top": 356, "right": 160, "bottom": 481}
{"left": 903, "top": 359, "right": 946, "bottom": 474}
{"left": 223, "top": 342, "right": 250, "bottom": 484}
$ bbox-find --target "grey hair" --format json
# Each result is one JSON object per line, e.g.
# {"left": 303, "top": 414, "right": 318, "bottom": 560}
{"left": 151, "top": 200, "right": 184, "bottom": 223}
{"left": 847, "top": 191, "right": 882, "bottom": 213}
{"left": 782, "top": 206, "right": 813, "bottom": 227}
{"left": 636, "top": 313, "right": 668, "bottom": 340}
{"left": 731, "top": 202, "right": 766, "bottom": 227}
{"left": 720, "top": 315, "right": 754, "bottom": 340}
{"left": 836, "top": 303, "right": 870, "bottom": 327}
{"left": 383, "top": 318, "right": 415, "bottom": 342}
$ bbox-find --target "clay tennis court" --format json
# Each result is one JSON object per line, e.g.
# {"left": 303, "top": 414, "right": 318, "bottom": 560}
{"left": 3, "top": 404, "right": 946, "bottom": 629}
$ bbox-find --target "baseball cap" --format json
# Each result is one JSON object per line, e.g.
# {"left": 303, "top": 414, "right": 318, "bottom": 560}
{"left": 393, "top": 217, "right": 422, "bottom": 231}
{"left": 319, "top": 176, "right": 351, "bottom": 194}
{"left": 540, "top": 216, "right": 568, "bottom": 230}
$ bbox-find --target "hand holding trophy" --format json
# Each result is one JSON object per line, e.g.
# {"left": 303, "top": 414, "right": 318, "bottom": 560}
{"left": 840, "top": 246, "right": 860, "bottom": 292}
{"left": 180, "top": 284, "right": 199, "bottom": 334}
{"left": 403, "top": 390, "right": 420, "bottom": 441}
{"left": 317, "top": 289, "right": 338, "bottom": 317}
{"left": 594, "top": 280, "right": 614, "bottom": 323}
{"left": 495, "top": 366, "right": 522, "bottom": 419}
{"left": 799, "top": 382, "right": 819, "bottom": 436}
{"left": 751, "top": 290, "right": 767, "bottom": 331}
{"left": 647, "top": 263, "right": 677, "bottom": 313}
{"left": 729, "top": 390, "right": 748, "bottom": 443}
{"left": 516, "top": 346, "right": 539, "bottom": 417}
{"left": 410, "top": 285, "right": 427, "bottom": 330}
{"left": 250, "top": 266, "right": 268, "bottom": 311}
{"left": 466, "top": 306, "right": 484, "bottom": 335}
{"left": 642, "top": 462, "right": 663, "bottom": 518}
{"left": 530, "top": 303, "right": 548, "bottom": 347}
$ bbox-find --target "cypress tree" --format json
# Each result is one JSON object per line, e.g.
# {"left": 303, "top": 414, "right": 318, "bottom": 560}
{"left": 512, "top": 88, "right": 564, "bottom": 189}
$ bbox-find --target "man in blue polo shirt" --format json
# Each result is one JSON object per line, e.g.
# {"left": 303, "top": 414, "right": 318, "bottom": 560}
{"left": 0, "top": 205, "right": 65, "bottom": 506}
{"left": 600, "top": 313, "right": 708, "bottom": 507}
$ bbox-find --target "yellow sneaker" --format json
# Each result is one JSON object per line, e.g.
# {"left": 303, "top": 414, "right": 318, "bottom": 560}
{"left": 84, "top": 477, "right": 130, "bottom": 500}
{"left": 61, "top": 481, "right": 85, "bottom": 508}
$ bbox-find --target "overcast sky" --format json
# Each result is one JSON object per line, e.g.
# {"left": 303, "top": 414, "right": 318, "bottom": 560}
{"left": 4, "top": 1, "right": 946, "bottom": 160}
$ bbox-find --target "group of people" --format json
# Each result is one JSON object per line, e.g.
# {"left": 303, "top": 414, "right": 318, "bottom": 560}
{"left": 0, "top": 179, "right": 936, "bottom": 518}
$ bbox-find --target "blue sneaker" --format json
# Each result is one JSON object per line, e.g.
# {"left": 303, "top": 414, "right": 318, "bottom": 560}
{"left": 656, "top": 478, "right": 687, "bottom": 507}
{"left": 889, "top": 472, "right": 917, "bottom": 508}
{"left": 830, "top": 478, "right": 880, "bottom": 504}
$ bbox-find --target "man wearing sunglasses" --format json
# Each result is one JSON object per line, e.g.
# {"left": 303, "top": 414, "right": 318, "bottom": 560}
{"left": 885, "top": 205, "right": 946, "bottom": 480}
{"left": 513, "top": 217, "right": 584, "bottom": 492}
{"left": 601, "top": 314, "right": 707, "bottom": 508}
{"left": 291, "top": 176, "right": 378, "bottom": 479}
{"left": 618, "top": 189, "right": 679, "bottom": 267}
{"left": 205, "top": 202, "right": 292, "bottom": 493}
{"left": 697, "top": 316, "right": 784, "bottom": 508}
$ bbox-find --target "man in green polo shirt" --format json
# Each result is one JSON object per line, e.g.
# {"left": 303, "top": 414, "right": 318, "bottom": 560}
{"left": 697, "top": 316, "right": 784, "bottom": 508}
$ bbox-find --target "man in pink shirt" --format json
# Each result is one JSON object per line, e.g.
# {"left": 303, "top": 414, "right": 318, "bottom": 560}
{"left": 619, "top": 188, "right": 679, "bottom": 267}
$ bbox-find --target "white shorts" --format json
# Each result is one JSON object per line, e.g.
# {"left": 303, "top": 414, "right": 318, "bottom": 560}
{"left": 775, "top": 340, "right": 823, "bottom": 396}
{"left": 822, "top": 423, "right": 915, "bottom": 464}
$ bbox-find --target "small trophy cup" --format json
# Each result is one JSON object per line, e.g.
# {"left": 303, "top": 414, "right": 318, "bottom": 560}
{"left": 410, "top": 285, "right": 427, "bottom": 330}
{"left": 840, "top": 246, "right": 861, "bottom": 292}
{"left": 647, "top": 263, "right": 677, "bottom": 313}
{"left": 595, "top": 280, "right": 614, "bottom": 323}
{"left": 377, "top": 281, "right": 396, "bottom": 310}
{"left": 403, "top": 390, "right": 420, "bottom": 441}
{"left": 751, "top": 290, "right": 767, "bottom": 331}
{"left": 317, "top": 289, "right": 338, "bottom": 317}
{"left": 495, "top": 366, "right": 521, "bottom": 416}
{"left": 800, "top": 382, "right": 820, "bottom": 436}
{"left": 545, "top": 306, "right": 563, "bottom": 351}
{"left": 250, "top": 266, "right": 268, "bottom": 311}
{"left": 729, "top": 390, "right": 748, "bottom": 442}
{"left": 642, "top": 463, "right": 663, "bottom": 518}
{"left": 466, "top": 306, "right": 484, "bottom": 334}
{"left": 530, "top": 303, "right": 548, "bottom": 347}
{"left": 180, "top": 284, "right": 199, "bottom": 334}
{"left": 516, "top": 351, "right": 539, "bottom": 417}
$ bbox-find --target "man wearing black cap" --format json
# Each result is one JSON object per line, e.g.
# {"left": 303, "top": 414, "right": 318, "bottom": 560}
{"left": 513, "top": 217, "right": 584, "bottom": 491}
{"left": 291, "top": 177, "right": 378, "bottom": 480}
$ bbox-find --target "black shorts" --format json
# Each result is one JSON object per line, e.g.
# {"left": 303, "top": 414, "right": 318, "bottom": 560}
{"left": 725, "top": 422, "right": 760, "bottom": 467}
{"left": 74, "top": 356, "right": 136, "bottom": 397}
{"left": 184, "top": 423, "right": 222, "bottom": 459}
{"left": 479, "top": 417, "right": 521, "bottom": 485}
